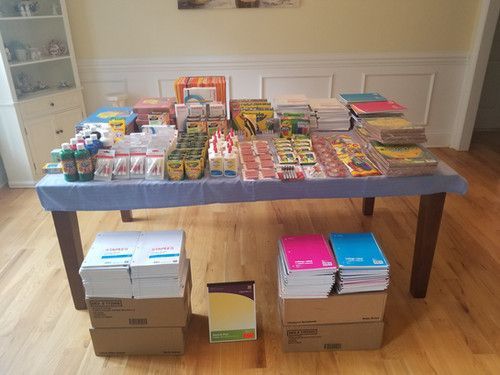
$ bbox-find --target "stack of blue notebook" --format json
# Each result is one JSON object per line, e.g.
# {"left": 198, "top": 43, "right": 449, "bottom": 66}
{"left": 329, "top": 232, "right": 390, "bottom": 294}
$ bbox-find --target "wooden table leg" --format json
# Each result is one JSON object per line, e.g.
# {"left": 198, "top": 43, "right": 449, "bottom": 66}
{"left": 362, "top": 197, "right": 375, "bottom": 216}
{"left": 120, "top": 210, "right": 133, "bottom": 222}
{"left": 410, "top": 192, "right": 446, "bottom": 298}
{"left": 51, "top": 211, "right": 86, "bottom": 310}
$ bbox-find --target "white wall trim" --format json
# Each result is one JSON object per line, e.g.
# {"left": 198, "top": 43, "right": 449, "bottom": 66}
{"left": 451, "top": 0, "right": 500, "bottom": 150}
{"left": 259, "top": 74, "right": 335, "bottom": 99}
{"left": 78, "top": 52, "right": 468, "bottom": 73}
{"left": 8, "top": 180, "right": 36, "bottom": 188}
{"left": 361, "top": 72, "right": 436, "bottom": 126}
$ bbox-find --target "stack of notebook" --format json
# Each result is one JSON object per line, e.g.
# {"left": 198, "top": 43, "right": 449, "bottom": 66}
{"left": 350, "top": 100, "right": 407, "bottom": 118}
{"left": 330, "top": 233, "right": 390, "bottom": 294}
{"left": 130, "top": 231, "right": 188, "bottom": 299}
{"left": 309, "top": 98, "right": 351, "bottom": 131}
{"left": 356, "top": 117, "right": 427, "bottom": 144}
{"left": 366, "top": 142, "right": 438, "bottom": 176}
{"left": 274, "top": 94, "right": 310, "bottom": 115}
{"left": 79, "top": 232, "right": 141, "bottom": 298}
{"left": 278, "top": 234, "right": 338, "bottom": 298}
{"left": 337, "top": 92, "right": 387, "bottom": 106}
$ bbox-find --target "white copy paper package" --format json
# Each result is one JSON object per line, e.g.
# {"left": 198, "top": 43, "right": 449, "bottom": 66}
{"left": 79, "top": 232, "right": 141, "bottom": 298}
{"left": 130, "top": 230, "right": 187, "bottom": 298}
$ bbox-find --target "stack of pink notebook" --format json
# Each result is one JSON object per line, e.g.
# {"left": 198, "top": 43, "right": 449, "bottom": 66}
{"left": 278, "top": 234, "right": 338, "bottom": 298}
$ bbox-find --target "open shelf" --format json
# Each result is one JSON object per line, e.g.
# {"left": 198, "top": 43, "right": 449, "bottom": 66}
{"left": 9, "top": 55, "right": 70, "bottom": 68}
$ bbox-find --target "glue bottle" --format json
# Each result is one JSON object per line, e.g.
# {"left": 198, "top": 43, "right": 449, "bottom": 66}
{"left": 209, "top": 141, "right": 223, "bottom": 177}
{"left": 75, "top": 143, "right": 94, "bottom": 181}
{"left": 223, "top": 144, "right": 238, "bottom": 178}
{"left": 60, "top": 143, "right": 78, "bottom": 182}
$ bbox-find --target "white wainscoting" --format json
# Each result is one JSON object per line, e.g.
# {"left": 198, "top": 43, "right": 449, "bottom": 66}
{"left": 78, "top": 53, "right": 469, "bottom": 147}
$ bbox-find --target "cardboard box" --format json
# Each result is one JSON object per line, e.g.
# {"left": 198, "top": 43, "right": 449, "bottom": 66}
{"left": 279, "top": 291, "right": 387, "bottom": 326}
{"left": 86, "top": 267, "right": 192, "bottom": 328}
{"left": 282, "top": 321, "right": 384, "bottom": 352}
{"left": 90, "top": 326, "right": 186, "bottom": 356}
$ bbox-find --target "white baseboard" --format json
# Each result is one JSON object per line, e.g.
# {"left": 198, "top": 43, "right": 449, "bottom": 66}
{"left": 78, "top": 52, "right": 469, "bottom": 148}
{"left": 8, "top": 180, "right": 36, "bottom": 188}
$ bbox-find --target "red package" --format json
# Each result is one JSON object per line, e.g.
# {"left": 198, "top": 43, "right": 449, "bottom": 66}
{"left": 243, "top": 169, "right": 259, "bottom": 180}
{"left": 260, "top": 168, "right": 277, "bottom": 179}
{"left": 243, "top": 161, "right": 260, "bottom": 170}
{"left": 260, "top": 159, "right": 275, "bottom": 168}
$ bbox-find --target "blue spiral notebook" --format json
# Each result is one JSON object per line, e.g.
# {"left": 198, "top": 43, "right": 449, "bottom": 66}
{"left": 329, "top": 233, "right": 389, "bottom": 269}
{"left": 337, "top": 93, "right": 387, "bottom": 105}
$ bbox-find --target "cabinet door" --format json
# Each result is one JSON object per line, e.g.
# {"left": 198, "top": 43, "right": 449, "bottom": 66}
{"left": 24, "top": 115, "right": 58, "bottom": 177}
{"left": 54, "top": 108, "right": 83, "bottom": 145}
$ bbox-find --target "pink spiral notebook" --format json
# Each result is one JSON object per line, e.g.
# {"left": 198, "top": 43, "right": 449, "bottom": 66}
{"left": 280, "top": 234, "right": 338, "bottom": 272}
{"left": 351, "top": 101, "right": 406, "bottom": 114}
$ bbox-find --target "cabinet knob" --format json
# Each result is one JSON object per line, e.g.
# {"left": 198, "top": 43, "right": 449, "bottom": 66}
{"left": 56, "top": 130, "right": 63, "bottom": 134}
{"left": 50, "top": 102, "right": 55, "bottom": 107}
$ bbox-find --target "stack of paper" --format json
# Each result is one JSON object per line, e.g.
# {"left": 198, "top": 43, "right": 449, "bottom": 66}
{"left": 309, "top": 98, "right": 351, "bottom": 131}
{"left": 356, "top": 117, "right": 427, "bottom": 144}
{"left": 278, "top": 234, "right": 338, "bottom": 298}
{"left": 366, "top": 142, "right": 438, "bottom": 176}
{"left": 274, "top": 94, "right": 310, "bottom": 115}
{"left": 130, "top": 231, "right": 188, "bottom": 299}
{"left": 330, "top": 233, "right": 390, "bottom": 294}
{"left": 79, "top": 232, "right": 141, "bottom": 298}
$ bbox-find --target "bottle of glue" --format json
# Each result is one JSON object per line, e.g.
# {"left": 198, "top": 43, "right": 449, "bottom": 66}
{"left": 209, "top": 141, "right": 223, "bottom": 177}
{"left": 223, "top": 144, "right": 238, "bottom": 178}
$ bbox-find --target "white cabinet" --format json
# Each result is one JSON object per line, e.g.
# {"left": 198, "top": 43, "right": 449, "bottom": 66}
{"left": 24, "top": 106, "right": 83, "bottom": 177}
{"left": 0, "top": 0, "right": 85, "bottom": 186}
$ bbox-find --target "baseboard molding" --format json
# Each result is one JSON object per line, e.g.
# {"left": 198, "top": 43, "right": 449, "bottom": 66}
{"left": 426, "top": 132, "right": 454, "bottom": 148}
{"left": 8, "top": 180, "right": 36, "bottom": 188}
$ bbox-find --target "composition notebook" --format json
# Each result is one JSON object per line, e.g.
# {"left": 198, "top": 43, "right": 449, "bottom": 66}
{"left": 207, "top": 281, "right": 257, "bottom": 343}
{"left": 280, "top": 234, "right": 337, "bottom": 272}
{"left": 330, "top": 233, "right": 389, "bottom": 269}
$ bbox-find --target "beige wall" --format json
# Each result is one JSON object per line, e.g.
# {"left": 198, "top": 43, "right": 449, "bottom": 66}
{"left": 67, "top": 0, "right": 481, "bottom": 59}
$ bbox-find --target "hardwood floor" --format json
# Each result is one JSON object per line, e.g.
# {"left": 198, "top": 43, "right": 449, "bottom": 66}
{"left": 0, "top": 132, "right": 499, "bottom": 374}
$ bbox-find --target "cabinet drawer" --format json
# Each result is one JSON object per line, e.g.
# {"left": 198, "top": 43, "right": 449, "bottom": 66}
{"left": 19, "top": 90, "right": 82, "bottom": 118}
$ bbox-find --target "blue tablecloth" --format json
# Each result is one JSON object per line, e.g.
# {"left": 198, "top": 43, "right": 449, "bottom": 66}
{"left": 36, "top": 161, "right": 467, "bottom": 212}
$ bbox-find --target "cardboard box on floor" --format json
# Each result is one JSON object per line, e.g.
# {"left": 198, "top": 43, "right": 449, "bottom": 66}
{"left": 86, "top": 262, "right": 192, "bottom": 328}
{"left": 90, "top": 326, "right": 186, "bottom": 356}
{"left": 279, "top": 291, "right": 387, "bottom": 326}
{"left": 282, "top": 321, "right": 384, "bottom": 352}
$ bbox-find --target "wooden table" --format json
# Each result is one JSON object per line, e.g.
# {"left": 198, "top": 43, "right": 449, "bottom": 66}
{"left": 36, "top": 164, "right": 467, "bottom": 310}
